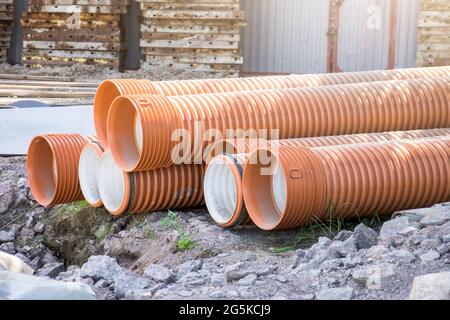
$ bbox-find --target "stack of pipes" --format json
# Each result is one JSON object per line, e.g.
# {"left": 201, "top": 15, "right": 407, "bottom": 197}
{"left": 26, "top": 66, "right": 450, "bottom": 231}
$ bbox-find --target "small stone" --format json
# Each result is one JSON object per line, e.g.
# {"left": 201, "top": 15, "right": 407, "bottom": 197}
{"left": 352, "top": 263, "right": 396, "bottom": 290}
{"left": 442, "top": 234, "right": 450, "bottom": 243}
{"left": 33, "top": 222, "right": 45, "bottom": 234}
{"left": 365, "top": 245, "right": 388, "bottom": 260}
{"left": 125, "top": 289, "right": 153, "bottom": 300}
{"left": 29, "top": 256, "right": 43, "bottom": 270}
{"left": 209, "top": 290, "right": 225, "bottom": 299}
{"left": 320, "top": 258, "right": 343, "bottom": 272}
{"left": 420, "top": 239, "right": 440, "bottom": 250}
{"left": 342, "top": 256, "right": 362, "bottom": 268}
{"left": 316, "top": 287, "right": 354, "bottom": 300}
{"left": 177, "top": 290, "right": 193, "bottom": 298}
{"left": 0, "top": 242, "right": 15, "bottom": 254}
{"left": 275, "top": 275, "right": 288, "bottom": 283}
{"left": 41, "top": 252, "right": 58, "bottom": 265}
{"left": 436, "top": 244, "right": 450, "bottom": 255}
{"left": 409, "top": 272, "right": 450, "bottom": 300}
{"left": 236, "top": 274, "right": 257, "bottom": 286}
{"left": 0, "top": 230, "right": 15, "bottom": 243}
{"left": 379, "top": 217, "right": 411, "bottom": 241}
{"left": 353, "top": 224, "right": 378, "bottom": 250}
{"left": 94, "top": 279, "right": 109, "bottom": 289}
{"left": 329, "top": 237, "right": 356, "bottom": 257}
{"left": 80, "top": 255, "right": 122, "bottom": 282}
{"left": 398, "top": 226, "right": 418, "bottom": 236}
{"left": 0, "top": 181, "right": 15, "bottom": 214}
{"left": 36, "top": 262, "right": 64, "bottom": 278}
{"left": 144, "top": 264, "right": 174, "bottom": 283}
{"left": 318, "top": 237, "right": 332, "bottom": 247}
{"left": 177, "top": 259, "right": 203, "bottom": 278}
{"left": 81, "top": 277, "right": 95, "bottom": 287}
{"left": 419, "top": 209, "right": 450, "bottom": 227}
{"left": 210, "top": 273, "right": 226, "bottom": 286}
{"left": 225, "top": 262, "right": 274, "bottom": 282}
{"left": 419, "top": 250, "right": 440, "bottom": 262}
{"left": 309, "top": 248, "right": 339, "bottom": 266}
{"left": 334, "top": 230, "right": 353, "bottom": 241}
{"left": 114, "top": 271, "right": 156, "bottom": 299}
{"left": 299, "top": 293, "right": 315, "bottom": 300}
{"left": 384, "top": 249, "right": 416, "bottom": 264}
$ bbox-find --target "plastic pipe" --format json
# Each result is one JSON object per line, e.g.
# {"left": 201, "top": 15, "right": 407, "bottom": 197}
{"left": 242, "top": 137, "right": 450, "bottom": 230}
{"left": 78, "top": 141, "right": 104, "bottom": 208}
{"left": 94, "top": 66, "right": 450, "bottom": 148}
{"left": 97, "top": 150, "right": 204, "bottom": 216}
{"left": 108, "top": 77, "right": 450, "bottom": 172}
{"left": 204, "top": 128, "right": 450, "bottom": 228}
{"left": 26, "top": 134, "right": 96, "bottom": 206}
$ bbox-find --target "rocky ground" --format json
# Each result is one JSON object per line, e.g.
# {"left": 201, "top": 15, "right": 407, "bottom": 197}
{"left": 1, "top": 155, "right": 450, "bottom": 300}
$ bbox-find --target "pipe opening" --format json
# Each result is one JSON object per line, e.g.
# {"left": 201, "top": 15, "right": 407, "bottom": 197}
{"left": 97, "top": 150, "right": 127, "bottom": 214}
{"left": 242, "top": 149, "right": 286, "bottom": 230}
{"left": 204, "top": 155, "right": 241, "bottom": 226}
{"left": 93, "top": 80, "right": 121, "bottom": 147}
{"left": 79, "top": 143, "right": 102, "bottom": 206}
{"left": 27, "top": 137, "right": 56, "bottom": 206}
{"left": 204, "top": 140, "right": 238, "bottom": 165}
{"left": 107, "top": 96, "right": 140, "bottom": 171}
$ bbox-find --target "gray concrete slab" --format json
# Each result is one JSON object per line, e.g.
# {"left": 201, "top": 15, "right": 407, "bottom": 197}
{"left": 0, "top": 105, "right": 95, "bottom": 155}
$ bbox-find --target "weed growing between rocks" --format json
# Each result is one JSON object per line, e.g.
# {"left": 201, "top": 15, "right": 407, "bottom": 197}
{"left": 160, "top": 210, "right": 197, "bottom": 251}
{"left": 272, "top": 204, "right": 383, "bottom": 254}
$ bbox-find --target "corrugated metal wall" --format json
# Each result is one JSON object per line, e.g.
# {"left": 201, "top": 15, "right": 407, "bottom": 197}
{"left": 241, "top": 0, "right": 419, "bottom": 73}
{"left": 240, "top": 0, "right": 329, "bottom": 74}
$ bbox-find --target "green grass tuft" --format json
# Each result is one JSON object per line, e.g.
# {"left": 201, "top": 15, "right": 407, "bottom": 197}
{"left": 160, "top": 210, "right": 196, "bottom": 251}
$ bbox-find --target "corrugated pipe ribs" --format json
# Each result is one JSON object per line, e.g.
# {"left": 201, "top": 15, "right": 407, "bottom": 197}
{"left": 25, "top": 66, "right": 450, "bottom": 232}
{"left": 94, "top": 66, "right": 450, "bottom": 148}
{"left": 27, "top": 134, "right": 96, "bottom": 206}
{"left": 97, "top": 150, "right": 204, "bottom": 216}
{"left": 242, "top": 137, "right": 450, "bottom": 230}
{"left": 108, "top": 77, "right": 450, "bottom": 172}
{"left": 204, "top": 129, "right": 450, "bottom": 228}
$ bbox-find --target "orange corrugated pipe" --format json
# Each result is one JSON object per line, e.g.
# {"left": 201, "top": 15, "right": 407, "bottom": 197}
{"left": 27, "top": 134, "right": 96, "bottom": 206}
{"left": 78, "top": 141, "right": 104, "bottom": 208}
{"left": 204, "top": 128, "right": 450, "bottom": 228}
{"left": 94, "top": 66, "right": 450, "bottom": 148}
{"left": 97, "top": 150, "right": 204, "bottom": 216}
{"left": 108, "top": 77, "right": 450, "bottom": 172}
{"left": 242, "top": 137, "right": 450, "bottom": 230}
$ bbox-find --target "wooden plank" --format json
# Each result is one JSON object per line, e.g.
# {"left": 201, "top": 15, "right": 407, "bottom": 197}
{"left": 139, "top": 2, "right": 239, "bottom": 10}
{"left": 143, "top": 53, "right": 242, "bottom": 65}
{"left": 32, "top": 0, "right": 129, "bottom": 5}
{"left": 140, "top": 39, "right": 238, "bottom": 49}
{"left": 28, "top": 5, "right": 128, "bottom": 14}
{"left": 418, "top": 43, "right": 450, "bottom": 51}
{"left": 23, "top": 58, "right": 120, "bottom": 68}
{"left": 141, "top": 32, "right": 239, "bottom": 41}
{"left": 418, "top": 26, "right": 450, "bottom": 35}
{"left": 418, "top": 33, "right": 450, "bottom": 43}
{"left": 0, "top": 84, "right": 96, "bottom": 93}
{"left": 23, "top": 48, "right": 121, "bottom": 59}
{"left": 23, "top": 40, "right": 123, "bottom": 51}
{"left": 0, "top": 73, "right": 76, "bottom": 81}
{"left": 23, "top": 29, "right": 122, "bottom": 42}
{"left": 0, "top": 89, "right": 94, "bottom": 98}
{"left": 141, "top": 9, "right": 244, "bottom": 20}
{"left": 21, "top": 18, "right": 120, "bottom": 29}
{"left": 0, "top": 80, "right": 98, "bottom": 87}
{"left": 140, "top": 23, "right": 240, "bottom": 34}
